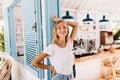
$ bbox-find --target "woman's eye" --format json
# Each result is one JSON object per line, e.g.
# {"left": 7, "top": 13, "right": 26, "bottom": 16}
{"left": 57, "top": 27, "right": 61, "bottom": 29}
{"left": 63, "top": 26, "right": 67, "bottom": 29}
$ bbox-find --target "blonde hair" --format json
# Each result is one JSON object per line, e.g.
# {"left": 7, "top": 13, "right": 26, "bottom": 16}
{"left": 51, "top": 20, "right": 69, "bottom": 44}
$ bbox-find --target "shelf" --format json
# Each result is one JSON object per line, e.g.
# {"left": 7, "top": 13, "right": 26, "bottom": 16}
{"left": 80, "top": 30, "right": 97, "bottom": 32}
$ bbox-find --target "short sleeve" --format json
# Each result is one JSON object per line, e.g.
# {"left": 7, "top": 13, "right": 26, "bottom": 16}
{"left": 67, "top": 39, "right": 73, "bottom": 49}
{"left": 43, "top": 44, "right": 53, "bottom": 56}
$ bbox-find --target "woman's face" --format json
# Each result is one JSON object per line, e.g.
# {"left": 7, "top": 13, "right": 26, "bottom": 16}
{"left": 56, "top": 22, "right": 68, "bottom": 38}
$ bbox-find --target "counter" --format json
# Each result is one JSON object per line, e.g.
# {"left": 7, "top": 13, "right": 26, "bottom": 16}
{"left": 74, "top": 50, "right": 120, "bottom": 63}
{"left": 74, "top": 50, "right": 120, "bottom": 80}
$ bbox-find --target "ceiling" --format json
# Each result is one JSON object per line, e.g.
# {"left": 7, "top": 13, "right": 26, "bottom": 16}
{"left": 60, "top": 0, "right": 120, "bottom": 21}
{"left": 0, "top": 0, "right": 120, "bottom": 21}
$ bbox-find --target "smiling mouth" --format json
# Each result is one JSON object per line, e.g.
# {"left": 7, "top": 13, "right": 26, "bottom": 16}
{"left": 60, "top": 32, "right": 66, "bottom": 35}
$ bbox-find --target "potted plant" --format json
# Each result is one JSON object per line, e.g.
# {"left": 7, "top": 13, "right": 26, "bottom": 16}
{"left": 113, "top": 22, "right": 120, "bottom": 40}
{"left": 0, "top": 26, "right": 5, "bottom": 52}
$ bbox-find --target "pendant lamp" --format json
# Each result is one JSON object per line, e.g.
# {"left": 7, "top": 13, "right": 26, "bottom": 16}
{"left": 62, "top": 11, "right": 74, "bottom": 19}
{"left": 82, "top": 14, "right": 93, "bottom": 22}
{"left": 99, "top": 15, "right": 109, "bottom": 22}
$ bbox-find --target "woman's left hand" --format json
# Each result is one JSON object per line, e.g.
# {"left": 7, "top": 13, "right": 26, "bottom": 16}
{"left": 50, "top": 66, "right": 56, "bottom": 76}
{"left": 52, "top": 16, "right": 59, "bottom": 22}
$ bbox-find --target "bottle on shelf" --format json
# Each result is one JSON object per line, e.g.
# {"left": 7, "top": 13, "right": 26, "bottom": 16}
{"left": 109, "top": 44, "right": 113, "bottom": 53}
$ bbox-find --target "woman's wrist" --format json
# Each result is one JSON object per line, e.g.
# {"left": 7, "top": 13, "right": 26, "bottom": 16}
{"left": 54, "top": 18, "right": 60, "bottom": 23}
{"left": 49, "top": 66, "right": 54, "bottom": 70}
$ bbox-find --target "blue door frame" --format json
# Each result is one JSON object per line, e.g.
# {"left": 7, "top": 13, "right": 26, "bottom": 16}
{"left": 35, "top": 0, "right": 44, "bottom": 79}
{"left": 5, "top": 0, "right": 21, "bottom": 57}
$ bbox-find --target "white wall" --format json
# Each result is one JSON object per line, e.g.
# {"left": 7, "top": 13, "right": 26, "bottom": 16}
{"left": 74, "top": 58, "right": 102, "bottom": 80}
{"left": 11, "top": 59, "right": 39, "bottom": 80}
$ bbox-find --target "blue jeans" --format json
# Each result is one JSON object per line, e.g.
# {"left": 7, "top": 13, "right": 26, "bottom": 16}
{"left": 52, "top": 73, "right": 73, "bottom": 80}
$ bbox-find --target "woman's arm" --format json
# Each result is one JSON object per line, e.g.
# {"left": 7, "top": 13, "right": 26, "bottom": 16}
{"left": 52, "top": 16, "right": 78, "bottom": 41}
{"left": 67, "top": 21, "right": 78, "bottom": 41}
{"left": 31, "top": 53, "right": 54, "bottom": 70}
{"left": 31, "top": 53, "right": 56, "bottom": 76}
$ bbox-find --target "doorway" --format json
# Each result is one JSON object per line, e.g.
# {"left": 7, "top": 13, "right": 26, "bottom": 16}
{"left": 14, "top": 3, "right": 24, "bottom": 63}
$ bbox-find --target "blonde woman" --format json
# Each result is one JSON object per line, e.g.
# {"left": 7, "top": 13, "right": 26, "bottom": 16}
{"left": 32, "top": 16, "right": 78, "bottom": 80}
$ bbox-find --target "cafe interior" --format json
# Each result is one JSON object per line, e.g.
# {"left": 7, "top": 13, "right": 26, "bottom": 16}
{"left": 0, "top": 0, "right": 120, "bottom": 80}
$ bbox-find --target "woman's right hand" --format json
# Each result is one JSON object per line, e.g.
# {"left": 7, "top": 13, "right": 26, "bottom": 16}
{"left": 50, "top": 66, "right": 56, "bottom": 76}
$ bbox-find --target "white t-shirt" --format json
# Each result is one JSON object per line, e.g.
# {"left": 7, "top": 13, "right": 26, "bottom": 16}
{"left": 43, "top": 40, "right": 74, "bottom": 75}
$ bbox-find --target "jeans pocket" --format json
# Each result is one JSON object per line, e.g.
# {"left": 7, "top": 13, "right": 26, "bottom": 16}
{"left": 52, "top": 73, "right": 64, "bottom": 80}
{"left": 52, "top": 73, "right": 58, "bottom": 79}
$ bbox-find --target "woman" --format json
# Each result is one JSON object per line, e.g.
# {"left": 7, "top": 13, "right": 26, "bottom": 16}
{"left": 31, "top": 16, "right": 78, "bottom": 80}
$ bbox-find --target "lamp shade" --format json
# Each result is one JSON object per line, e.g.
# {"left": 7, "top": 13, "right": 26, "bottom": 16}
{"left": 99, "top": 15, "right": 109, "bottom": 22}
{"left": 82, "top": 14, "right": 93, "bottom": 22}
{"left": 62, "top": 11, "right": 74, "bottom": 19}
